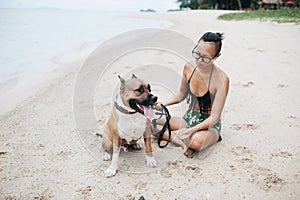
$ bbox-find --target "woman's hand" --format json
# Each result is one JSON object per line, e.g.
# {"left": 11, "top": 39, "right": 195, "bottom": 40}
{"left": 154, "top": 102, "right": 164, "bottom": 111}
{"left": 177, "top": 127, "right": 194, "bottom": 140}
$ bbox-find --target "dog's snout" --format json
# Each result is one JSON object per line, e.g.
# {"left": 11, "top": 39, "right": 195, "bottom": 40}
{"left": 149, "top": 94, "right": 158, "bottom": 104}
{"left": 152, "top": 95, "right": 158, "bottom": 103}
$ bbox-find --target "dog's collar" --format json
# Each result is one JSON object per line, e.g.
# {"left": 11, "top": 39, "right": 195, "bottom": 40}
{"left": 114, "top": 101, "right": 137, "bottom": 115}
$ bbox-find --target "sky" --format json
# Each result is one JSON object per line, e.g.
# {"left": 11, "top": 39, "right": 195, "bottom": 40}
{"left": 0, "top": 0, "right": 179, "bottom": 12}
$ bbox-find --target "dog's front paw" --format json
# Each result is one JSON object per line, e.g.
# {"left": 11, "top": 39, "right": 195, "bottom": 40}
{"left": 102, "top": 152, "right": 111, "bottom": 161}
{"left": 104, "top": 166, "right": 117, "bottom": 177}
{"left": 146, "top": 155, "right": 157, "bottom": 167}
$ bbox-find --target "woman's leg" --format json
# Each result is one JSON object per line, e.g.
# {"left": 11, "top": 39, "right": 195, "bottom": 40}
{"left": 153, "top": 116, "right": 188, "bottom": 149}
{"left": 170, "top": 116, "right": 187, "bottom": 130}
{"left": 188, "top": 127, "right": 220, "bottom": 151}
{"left": 153, "top": 116, "right": 220, "bottom": 154}
{"left": 157, "top": 116, "right": 186, "bottom": 140}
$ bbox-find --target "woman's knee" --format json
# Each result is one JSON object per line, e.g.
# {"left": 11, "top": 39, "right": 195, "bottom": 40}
{"left": 189, "top": 133, "right": 205, "bottom": 150}
{"left": 189, "top": 130, "right": 218, "bottom": 151}
{"left": 170, "top": 117, "right": 186, "bottom": 130}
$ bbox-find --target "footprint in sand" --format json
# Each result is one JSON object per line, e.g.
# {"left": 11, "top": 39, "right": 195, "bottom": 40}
{"left": 271, "top": 151, "right": 292, "bottom": 158}
{"left": 294, "top": 173, "right": 300, "bottom": 183}
{"left": 163, "top": 160, "right": 202, "bottom": 178}
{"left": 231, "top": 145, "right": 252, "bottom": 156}
{"left": 284, "top": 115, "right": 299, "bottom": 128}
{"left": 241, "top": 81, "right": 254, "bottom": 88}
{"left": 184, "top": 165, "right": 200, "bottom": 173}
{"left": 124, "top": 65, "right": 133, "bottom": 69}
{"left": 159, "top": 161, "right": 181, "bottom": 178}
{"left": 248, "top": 166, "right": 286, "bottom": 192}
{"left": 134, "top": 181, "right": 147, "bottom": 189}
{"left": 230, "top": 123, "right": 259, "bottom": 131}
{"left": 232, "top": 146, "right": 287, "bottom": 192}
{"left": 277, "top": 83, "right": 288, "bottom": 88}
{"left": 247, "top": 47, "right": 264, "bottom": 53}
{"left": 256, "top": 49, "right": 264, "bottom": 53}
{"left": 231, "top": 146, "right": 255, "bottom": 169}
{"left": 160, "top": 168, "right": 172, "bottom": 178}
{"left": 76, "top": 185, "right": 92, "bottom": 198}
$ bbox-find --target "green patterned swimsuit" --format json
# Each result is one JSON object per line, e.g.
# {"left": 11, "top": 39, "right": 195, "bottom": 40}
{"left": 183, "top": 66, "right": 222, "bottom": 142}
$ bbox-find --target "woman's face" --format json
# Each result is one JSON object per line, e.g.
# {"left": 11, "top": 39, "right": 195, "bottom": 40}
{"left": 193, "top": 40, "right": 218, "bottom": 67}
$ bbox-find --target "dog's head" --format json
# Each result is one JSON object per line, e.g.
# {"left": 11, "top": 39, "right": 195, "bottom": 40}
{"left": 118, "top": 74, "right": 157, "bottom": 115}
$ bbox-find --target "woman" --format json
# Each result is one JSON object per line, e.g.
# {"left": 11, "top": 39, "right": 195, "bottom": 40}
{"left": 155, "top": 32, "right": 229, "bottom": 157}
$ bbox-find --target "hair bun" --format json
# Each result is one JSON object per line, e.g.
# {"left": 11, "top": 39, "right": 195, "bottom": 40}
{"left": 199, "top": 32, "right": 224, "bottom": 43}
{"left": 216, "top": 32, "right": 224, "bottom": 40}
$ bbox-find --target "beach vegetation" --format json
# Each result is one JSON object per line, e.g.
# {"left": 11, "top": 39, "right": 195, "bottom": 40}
{"left": 177, "top": 0, "right": 299, "bottom": 10}
{"left": 177, "top": 0, "right": 259, "bottom": 10}
{"left": 218, "top": 9, "right": 300, "bottom": 24}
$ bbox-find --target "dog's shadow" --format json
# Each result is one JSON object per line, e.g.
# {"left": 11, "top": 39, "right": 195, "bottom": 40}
{"left": 81, "top": 129, "right": 217, "bottom": 175}
{"left": 85, "top": 132, "right": 182, "bottom": 174}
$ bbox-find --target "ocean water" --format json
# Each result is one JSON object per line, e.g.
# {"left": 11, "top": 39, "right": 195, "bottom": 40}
{"left": 0, "top": 7, "right": 172, "bottom": 96}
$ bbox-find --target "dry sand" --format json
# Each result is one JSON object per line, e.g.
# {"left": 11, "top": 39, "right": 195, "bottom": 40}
{"left": 1, "top": 10, "right": 300, "bottom": 199}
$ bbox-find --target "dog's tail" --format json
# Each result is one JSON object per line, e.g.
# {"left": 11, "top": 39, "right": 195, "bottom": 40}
{"left": 95, "top": 132, "right": 103, "bottom": 138}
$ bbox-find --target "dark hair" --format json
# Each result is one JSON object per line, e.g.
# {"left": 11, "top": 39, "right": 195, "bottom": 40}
{"left": 198, "top": 32, "right": 224, "bottom": 58}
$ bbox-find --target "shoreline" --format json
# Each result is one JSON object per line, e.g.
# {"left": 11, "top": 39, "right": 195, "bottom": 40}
{"left": 0, "top": 58, "right": 84, "bottom": 116}
{"left": 1, "top": 10, "right": 300, "bottom": 199}
{"left": 0, "top": 9, "right": 173, "bottom": 116}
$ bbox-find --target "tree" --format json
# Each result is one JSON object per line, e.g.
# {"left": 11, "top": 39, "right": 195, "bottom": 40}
{"left": 177, "top": 0, "right": 190, "bottom": 9}
{"left": 237, "top": 0, "right": 242, "bottom": 9}
{"left": 177, "top": 0, "right": 258, "bottom": 10}
{"left": 177, "top": 0, "right": 200, "bottom": 9}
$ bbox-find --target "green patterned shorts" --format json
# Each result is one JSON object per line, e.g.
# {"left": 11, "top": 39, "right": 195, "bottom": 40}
{"left": 182, "top": 109, "right": 222, "bottom": 142}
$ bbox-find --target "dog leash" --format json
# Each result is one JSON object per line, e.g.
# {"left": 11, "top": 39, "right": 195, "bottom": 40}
{"left": 152, "top": 104, "right": 172, "bottom": 148}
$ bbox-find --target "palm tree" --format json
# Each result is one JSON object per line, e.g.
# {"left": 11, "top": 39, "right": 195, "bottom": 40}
{"left": 237, "top": 0, "right": 242, "bottom": 9}
{"left": 197, "top": 0, "right": 203, "bottom": 9}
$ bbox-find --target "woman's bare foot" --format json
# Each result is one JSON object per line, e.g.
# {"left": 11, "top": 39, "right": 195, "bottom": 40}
{"left": 171, "top": 133, "right": 187, "bottom": 151}
{"left": 171, "top": 131, "right": 194, "bottom": 154}
{"left": 184, "top": 148, "right": 195, "bottom": 158}
{"left": 171, "top": 131, "right": 196, "bottom": 158}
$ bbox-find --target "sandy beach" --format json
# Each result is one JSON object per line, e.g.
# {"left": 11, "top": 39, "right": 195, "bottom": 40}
{"left": 1, "top": 10, "right": 300, "bottom": 199}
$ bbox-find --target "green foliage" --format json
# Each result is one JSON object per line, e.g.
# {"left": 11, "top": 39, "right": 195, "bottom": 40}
{"left": 177, "top": 0, "right": 260, "bottom": 10}
{"left": 177, "top": 0, "right": 200, "bottom": 9}
{"left": 218, "top": 9, "right": 300, "bottom": 24}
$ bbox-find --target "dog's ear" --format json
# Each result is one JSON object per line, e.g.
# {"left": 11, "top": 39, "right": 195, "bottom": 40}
{"left": 118, "top": 75, "right": 125, "bottom": 83}
{"left": 131, "top": 74, "right": 138, "bottom": 79}
{"left": 118, "top": 75, "right": 125, "bottom": 92}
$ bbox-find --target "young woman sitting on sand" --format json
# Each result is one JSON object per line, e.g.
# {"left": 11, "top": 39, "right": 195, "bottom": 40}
{"left": 155, "top": 32, "right": 229, "bottom": 157}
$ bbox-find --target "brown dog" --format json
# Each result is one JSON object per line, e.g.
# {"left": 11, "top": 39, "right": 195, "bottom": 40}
{"left": 101, "top": 74, "right": 158, "bottom": 177}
